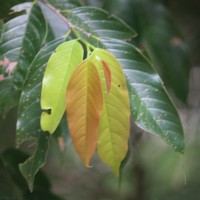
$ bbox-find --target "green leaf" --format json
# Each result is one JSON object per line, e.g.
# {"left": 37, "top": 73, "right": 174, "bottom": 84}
{"left": 99, "top": 38, "right": 184, "bottom": 153}
{"left": 67, "top": 6, "right": 137, "bottom": 46}
{"left": 0, "top": 2, "right": 48, "bottom": 116}
{"left": 41, "top": 40, "right": 83, "bottom": 134}
{"left": 16, "top": 37, "right": 66, "bottom": 190}
{"left": 0, "top": 2, "right": 48, "bottom": 91}
{"left": 19, "top": 132, "right": 50, "bottom": 192}
{"left": 47, "top": 0, "right": 80, "bottom": 10}
{"left": 133, "top": 0, "right": 190, "bottom": 102}
{"left": 0, "top": 19, "right": 3, "bottom": 39}
{"left": 39, "top": 2, "right": 70, "bottom": 38}
{"left": 0, "top": 78, "right": 18, "bottom": 115}
{"left": 0, "top": 149, "right": 63, "bottom": 199}
{"left": 0, "top": 158, "right": 20, "bottom": 200}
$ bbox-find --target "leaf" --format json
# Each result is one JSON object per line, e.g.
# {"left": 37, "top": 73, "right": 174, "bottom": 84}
{"left": 67, "top": 7, "right": 137, "bottom": 46}
{"left": 0, "top": 157, "right": 20, "bottom": 200}
{"left": 19, "top": 132, "right": 50, "bottom": 192}
{"left": 0, "top": 78, "right": 18, "bottom": 115}
{"left": 66, "top": 60, "right": 103, "bottom": 167}
{"left": 89, "top": 48, "right": 130, "bottom": 176}
{"left": 170, "top": 0, "right": 200, "bottom": 66}
{"left": 39, "top": 1, "right": 70, "bottom": 39}
{"left": 40, "top": 40, "right": 84, "bottom": 134}
{"left": 16, "top": 37, "right": 66, "bottom": 190}
{"left": 13, "top": 2, "right": 48, "bottom": 90}
{"left": 0, "top": 149, "right": 63, "bottom": 199}
{"left": 0, "top": 0, "right": 28, "bottom": 20}
{"left": 0, "top": 19, "right": 3, "bottom": 39}
{"left": 133, "top": 0, "right": 190, "bottom": 102}
{"left": 99, "top": 38, "right": 185, "bottom": 153}
{"left": 0, "top": 2, "right": 48, "bottom": 91}
{"left": 47, "top": 0, "right": 80, "bottom": 10}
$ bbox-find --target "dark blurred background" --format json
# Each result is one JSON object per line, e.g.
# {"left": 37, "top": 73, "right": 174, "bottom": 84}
{"left": 1, "top": 0, "right": 200, "bottom": 199}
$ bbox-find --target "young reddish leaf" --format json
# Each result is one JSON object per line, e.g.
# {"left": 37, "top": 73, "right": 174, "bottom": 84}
{"left": 89, "top": 49, "right": 130, "bottom": 176}
{"left": 66, "top": 60, "right": 103, "bottom": 167}
{"left": 101, "top": 60, "right": 111, "bottom": 93}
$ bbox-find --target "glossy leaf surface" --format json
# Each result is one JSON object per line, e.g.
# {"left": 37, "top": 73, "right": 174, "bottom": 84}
{"left": 67, "top": 7, "right": 136, "bottom": 46}
{"left": 66, "top": 60, "right": 103, "bottom": 167}
{"left": 0, "top": 2, "right": 48, "bottom": 115}
{"left": 0, "top": 2, "right": 48, "bottom": 90}
{"left": 89, "top": 49, "right": 130, "bottom": 175}
{"left": 41, "top": 40, "right": 83, "bottom": 134}
{"left": 99, "top": 38, "right": 184, "bottom": 153}
{"left": 16, "top": 37, "right": 66, "bottom": 191}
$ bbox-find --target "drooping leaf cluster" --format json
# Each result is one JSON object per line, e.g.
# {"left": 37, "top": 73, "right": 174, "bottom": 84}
{"left": 0, "top": 0, "right": 185, "bottom": 192}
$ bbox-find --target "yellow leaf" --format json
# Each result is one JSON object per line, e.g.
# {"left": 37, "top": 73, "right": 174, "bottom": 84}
{"left": 66, "top": 60, "right": 103, "bottom": 167}
{"left": 89, "top": 49, "right": 130, "bottom": 176}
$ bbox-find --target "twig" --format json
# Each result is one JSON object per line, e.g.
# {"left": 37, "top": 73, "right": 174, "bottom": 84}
{"left": 38, "top": 0, "right": 95, "bottom": 38}
{"left": 39, "top": 0, "right": 72, "bottom": 27}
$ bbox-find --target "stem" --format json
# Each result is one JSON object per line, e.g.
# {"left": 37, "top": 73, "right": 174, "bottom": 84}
{"left": 39, "top": 0, "right": 72, "bottom": 28}
{"left": 38, "top": 0, "right": 98, "bottom": 39}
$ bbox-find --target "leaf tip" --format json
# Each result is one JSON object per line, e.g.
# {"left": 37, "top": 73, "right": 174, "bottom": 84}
{"left": 19, "top": 163, "right": 34, "bottom": 192}
{"left": 84, "top": 161, "right": 93, "bottom": 168}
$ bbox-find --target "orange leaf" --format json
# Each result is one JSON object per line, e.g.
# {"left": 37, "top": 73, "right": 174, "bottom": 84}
{"left": 66, "top": 60, "right": 103, "bottom": 167}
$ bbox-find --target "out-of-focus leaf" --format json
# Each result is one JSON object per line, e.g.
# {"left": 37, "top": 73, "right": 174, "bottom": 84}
{"left": 0, "top": 149, "right": 63, "bottom": 199}
{"left": 89, "top": 49, "right": 130, "bottom": 176}
{"left": 67, "top": 7, "right": 137, "bottom": 46}
{"left": 53, "top": 113, "right": 70, "bottom": 152}
{"left": 1, "top": 149, "right": 50, "bottom": 191}
{"left": 0, "top": 108, "right": 18, "bottom": 152}
{"left": 0, "top": 0, "right": 31, "bottom": 20}
{"left": 98, "top": 38, "right": 184, "bottom": 153}
{"left": 168, "top": 0, "right": 200, "bottom": 66}
{"left": 41, "top": 40, "right": 83, "bottom": 134}
{"left": 133, "top": 0, "right": 190, "bottom": 102}
{"left": 16, "top": 37, "right": 66, "bottom": 191}
{"left": 19, "top": 132, "right": 50, "bottom": 192}
{"left": 66, "top": 60, "right": 103, "bottom": 167}
{"left": 0, "top": 158, "right": 20, "bottom": 200}
{"left": 0, "top": 78, "right": 18, "bottom": 115}
{"left": 0, "top": 19, "right": 3, "bottom": 38}
{"left": 102, "top": 0, "right": 138, "bottom": 31}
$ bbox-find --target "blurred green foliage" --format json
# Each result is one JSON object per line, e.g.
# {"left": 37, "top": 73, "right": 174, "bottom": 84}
{"left": 0, "top": 0, "right": 199, "bottom": 199}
